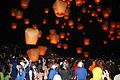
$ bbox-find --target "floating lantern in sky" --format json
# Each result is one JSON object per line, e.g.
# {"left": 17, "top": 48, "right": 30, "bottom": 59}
{"left": 16, "top": 10, "right": 23, "bottom": 19}
{"left": 24, "top": 18, "right": 30, "bottom": 25}
{"left": 76, "top": 47, "right": 82, "bottom": 54}
{"left": 11, "top": 8, "right": 17, "bottom": 17}
{"left": 25, "top": 28, "right": 39, "bottom": 45}
{"left": 83, "top": 51, "right": 89, "bottom": 58}
{"left": 50, "top": 34, "right": 60, "bottom": 44}
{"left": 11, "top": 22, "right": 17, "bottom": 29}
{"left": 38, "top": 46, "right": 47, "bottom": 56}
{"left": 21, "top": 0, "right": 30, "bottom": 9}
{"left": 60, "top": 32, "right": 65, "bottom": 39}
{"left": 95, "top": 0, "right": 101, "bottom": 4}
{"left": 84, "top": 38, "right": 90, "bottom": 46}
{"left": 44, "top": 8, "right": 49, "bottom": 14}
{"left": 63, "top": 43, "right": 68, "bottom": 49}
{"left": 53, "top": 0, "right": 67, "bottom": 17}
{"left": 57, "top": 43, "right": 62, "bottom": 48}
{"left": 75, "top": 0, "right": 83, "bottom": 6}
{"left": 27, "top": 48, "right": 39, "bottom": 62}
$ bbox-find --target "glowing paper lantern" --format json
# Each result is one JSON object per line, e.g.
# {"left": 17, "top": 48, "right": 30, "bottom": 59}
{"left": 44, "top": 8, "right": 49, "bottom": 14}
{"left": 42, "top": 19, "right": 47, "bottom": 24}
{"left": 60, "top": 32, "right": 65, "bottom": 39}
{"left": 84, "top": 38, "right": 90, "bottom": 46}
{"left": 77, "top": 24, "right": 84, "bottom": 30}
{"left": 110, "top": 22, "right": 116, "bottom": 28}
{"left": 96, "top": 6, "right": 102, "bottom": 12}
{"left": 25, "top": 28, "right": 39, "bottom": 45}
{"left": 103, "top": 40, "right": 107, "bottom": 44}
{"left": 38, "top": 46, "right": 47, "bottom": 56}
{"left": 16, "top": 10, "right": 23, "bottom": 19}
{"left": 53, "top": 0, "right": 67, "bottom": 17}
{"left": 83, "top": 51, "right": 89, "bottom": 58}
{"left": 76, "top": 47, "right": 82, "bottom": 54}
{"left": 11, "top": 22, "right": 17, "bottom": 29}
{"left": 68, "top": 20, "right": 74, "bottom": 26}
{"left": 103, "top": 10, "right": 110, "bottom": 19}
{"left": 95, "top": 0, "right": 101, "bottom": 4}
{"left": 27, "top": 48, "right": 39, "bottom": 62}
{"left": 21, "top": 0, "right": 30, "bottom": 9}
{"left": 24, "top": 18, "right": 30, "bottom": 25}
{"left": 63, "top": 43, "right": 68, "bottom": 49}
{"left": 64, "top": 8, "right": 70, "bottom": 20}
{"left": 109, "top": 28, "right": 114, "bottom": 34}
{"left": 75, "top": 0, "right": 83, "bottom": 6}
{"left": 102, "top": 23, "right": 108, "bottom": 31}
{"left": 57, "top": 43, "right": 62, "bottom": 48}
{"left": 50, "top": 34, "right": 60, "bottom": 44}
{"left": 55, "top": 19, "right": 60, "bottom": 24}
{"left": 11, "top": 8, "right": 17, "bottom": 17}
{"left": 49, "top": 29, "right": 56, "bottom": 35}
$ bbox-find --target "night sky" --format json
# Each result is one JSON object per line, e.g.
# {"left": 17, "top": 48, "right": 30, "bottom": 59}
{"left": 0, "top": 0, "right": 120, "bottom": 58}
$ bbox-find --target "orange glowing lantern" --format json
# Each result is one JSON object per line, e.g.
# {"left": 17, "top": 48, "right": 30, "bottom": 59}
{"left": 64, "top": 8, "right": 70, "bottom": 20}
{"left": 42, "top": 19, "right": 47, "bottom": 24}
{"left": 38, "top": 46, "right": 47, "bottom": 56}
{"left": 68, "top": 20, "right": 74, "bottom": 26}
{"left": 77, "top": 17, "right": 81, "bottom": 22}
{"left": 109, "top": 28, "right": 114, "bottom": 35}
{"left": 116, "top": 35, "right": 120, "bottom": 39}
{"left": 24, "top": 18, "right": 30, "bottom": 25}
{"left": 46, "top": 35, "right": 50, "bottom": 40}
{"left": 44, "top": 8, "right": 49, "bottom": 14}
{"left": 82, "top": 0, "right": 86, "bottom": 3}
{"left": 110, "top": 22, "right": 116, "bottom": 28}
{"left": 82, "top": 7, "right": 86, "bottom": 13}
{"left": 57, "top": 43, "right": 62, "bottom": 48}
{"left": 110, "top": 36, "right": 115, "bottom": 41}
{"left": 49, "top": 29, "right": 56, "bottom": 35}
{"left": 11, "top": 8, "right": 17, "bottom": 17}
{"left": 60, "top": 32, "right": 65, "bottom": 39}
{"left": 116, "top": 22, "right": 120, "bottom": 28}
{"left": 103, "top": 40, "right": 107, "bottom": 44}
{"left": 103, "top": 10, "right": 110, "bottom": 19}
{"left": 77, "top": 24, "right": 84, "bottom": 30}
{"left": 84, "top": 38, "right": 90, "bottom": 46}
{"left": 16, "top": 10, "right": 23, "bottom": 19}
{"left": 55, "top": 19, "right": 60, "bottom": 24}
{"left": 88, "top": 4, "right": 92, "bottom": 8}
{"left": 21, "top": 0, "right": 30, "bottom": 9}
{"left": 102, "top": 23, "right": 108, "bottom": 31}
{"left": 91, "top": 11, "right": 96, "bottom": 17}
{"left": 117, "top": 30, "right": 120, "bottom": 35}
{"left": 95, "top": 0, "right": 101, "bottom": 4}
{"left": 96, "top": 6, "right": 102, "bottom": 12}
{"left": 25, "top": 28, "right": 39, "bottom": 45}
{"left": 83, "top": 51, "right": 89, "bottom": 58}
{"left": 50, "top": 34, "right": 60, "bottom": 44}
{"left": 66, "top": 37, "right": 69, "bottom": 41}
{"left": 38, "top": 30, "right": 42, "bottom": 38}
{"left": 53, "top": 0, "right": 67, "bottom": 17}
{"left": 11, "top": 22, "right": 17, "bottom": 29}
{"left": 27, "top": 48, "right": 39, "bottom": 62}
{"left": 61, "top": 24, "right": 65, "bottom": 29}
{"left": 63, "top": 43, "right": 68, "bottom": 49}
{"left": 67, "top": 32, "right": 70, "bottom": 36}
{"left": 75, "top": 0, "right": 83, "bottom": 6}
{"left": 76, "top": 47, "right": 82, "bottom": 54}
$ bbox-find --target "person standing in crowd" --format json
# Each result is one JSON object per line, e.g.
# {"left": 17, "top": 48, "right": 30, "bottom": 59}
{"left": 75, "top": 61, "right": 88, "bottom": 80}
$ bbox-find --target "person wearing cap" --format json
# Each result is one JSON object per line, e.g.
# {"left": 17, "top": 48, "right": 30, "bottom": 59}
{"left": 75, "top": 61, "right": 88, "bottom": 80}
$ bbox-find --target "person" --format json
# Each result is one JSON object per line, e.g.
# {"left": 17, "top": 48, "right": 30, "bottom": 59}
{"left": 114, "top": 74, "right": 120, "bottom": 80}
{"left": 76, "top": 61, "right": 88, "bottom": 80}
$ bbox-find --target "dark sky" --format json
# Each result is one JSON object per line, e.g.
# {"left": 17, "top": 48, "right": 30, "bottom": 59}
{"left": 0, "top": 0, "right": 120, "bottom": 58}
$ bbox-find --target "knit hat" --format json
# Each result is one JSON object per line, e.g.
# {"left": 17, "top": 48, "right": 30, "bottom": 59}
{"left": 77, "top": 61, "right": 83, "bottom": 67}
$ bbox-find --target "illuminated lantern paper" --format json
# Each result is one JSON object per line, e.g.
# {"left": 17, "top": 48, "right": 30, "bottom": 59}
{"left": 68, "top": 20, "right": 74, "bottom": 26}
{"left": 21, "top": 0, "right": 30, "bottom": 9}
{"left": 96, "top": 6, "right": 102, "bottom": 12}
{"left": 103, "top": 40, "right": 107, "bottom": 44}
{"left": 63, "top": 43, "right": 68, "bottom": 49}
{"left": 61, "top": 24, "right": 65, "bottom": 29}
{"left": 55, "top": 19, "right": 60, "bottom": 24}
{"left": 11, "top": 8, "right": 17, "bottom": 17}
{"left": 16, "top": 10, "right": 23, "bottom": 19}
{"left": 11, "top": 22, "right": 17, "bottom": 29}
{"left": 75, "top": 0, "right": 83, "bottom": 6}
{"left": 76, "top": 47, "right": 82, "bottom": 54}
{"left": 77, "top": 24, "right": 84, "bottom": 30}
{"left": 44, "top": 8, "right": 49, "bottom": 14}
{"left": 49, "top": 29, "right": 56, "bottom": 35}
{"left": 38, "top": 30, "right": 42, "bottom": 38}
{"left": 102, "top": 23, "right": 108, "bottom": 31}
{"left": 109, "top": 28, "right": 114, "bottom": 34}
{"left": 50, "top": 34, "right": 60, "bottom": 44}
{"left": 53, "top": 0, "right": 67, "bottom": 17}
{"left": 60, "top": 32, "right": 65, "bottom": 39}
{"left": 116, "top": 22, "right": 120, "bottom": 28}
{"left": 27, "top": 48, "right": 39, "bottom": 62}
{"left": 46, "top": 35, "right": 50, "bottom": 40}
{"left": 25, "top": 28, "right": 39, "bottom": 45}
{"left": 110, "top": 22, "right": 116, "bottom": 28}
{"left": 84, "top": 38, "right": 90, "bottom": 46}
{"left": 57, "top": 43, "right": 62, "bottom": 48}
{"left": 38, "top": 46, "right": 47, "bottom": 56}
{"left": 77, "top": 17, "right": 81, "bottom": 22}
{"left": 64, "top": 8, "right": 70, "bottom": 20}
{"left": 82, "top": 7, "right": 86, "bottom": 13}
{"left": 95, "top": 0, "right": 101, "bottom": 4}
{"left": 83, "top": 51, "right": 89, "bottom": 58}
{"left": 103, "top": 10, "right": 110, "bottom": 19}
{"left": 24, "top": 18, "right": 30, "bottom": 25}
{"left": 42, "top": 19, "right": 47, "bottom": 24}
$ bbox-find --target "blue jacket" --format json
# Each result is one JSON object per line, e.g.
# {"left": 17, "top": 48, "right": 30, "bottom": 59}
{"left": 76, "top": 67, "right": 87, "bottom": 80}
{"left": 48, "top": 68, "right": 58, "bottom": 80}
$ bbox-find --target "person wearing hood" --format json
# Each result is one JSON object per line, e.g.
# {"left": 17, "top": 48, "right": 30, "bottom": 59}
{"left": 75, "top": 61, "right": 88, "bottom": 80}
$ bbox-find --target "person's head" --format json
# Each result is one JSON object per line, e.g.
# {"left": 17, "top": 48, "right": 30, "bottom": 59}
{"left": 77, "top": 61, "right": 83, "bottom": 67}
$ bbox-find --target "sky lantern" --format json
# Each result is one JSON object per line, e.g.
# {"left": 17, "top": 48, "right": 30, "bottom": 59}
{"left": 116, "top": 35, "right": 120, "bottom": 39}
{"left": 77, "top": 24, "right": 84, "bottom": 30}
{"left": 75, "top": 0, "right": 83, "bottom": 6}
{"left": 25, "top": 28, "right": 39, "bottom": 45}
{"left": 49, "top": 29, "right": 56, "bottom": 35}
{"left": 83, "top": 51, "right": 89, "bottom": 58}
{"left": 60, "top": 32, "right": 65, "bottom": 39}
{"left": 117, "top": 30, "right": 120, "bottom": 35}
{"left": 44, "top": 8, "right": 49, "bottom": 14}
{"left": 24, "top": 18, "right": 30, "bottom": 25}
{"left": 50, "top": 34, "right": 60, "bottom": 44}
{"left": 53, "top": 0, "right": 67, "bottom": 17}
{"left": 110, "top": 36, "right": 115, "bottom": 41}
{"left": 61, "top": 24, "right": 65, "bottom": 29}
{"left": 38, "top": 30, "right": 42, "bottom": 38}
{"left": 11, "top": 8, "right": 17, "bottom": 17}
{"left": 77, "top": 17, "right": 81, "bottom": 22}
{"left": 16, "top": 10, "right": 23, "bottom": 19}
{"left": 64, "top": 8, "right": 70, "bottom": 20}
{"left": 21, "top": 0, "right": 30, "bottom": 9}
{"left": 38, "top": 46, "right": 47, "bottom": 56}
{"left": 95, "top": 0, "right": 101, "bottom": 4}
{"left": 66, "top": 32, "right": 70, "bottom": 36}
{"left": 11, "top": 22, "right": 17, "bottom": 29}
{"left": 84, "top": 38, "right": 90, "bottom": 46}
{"left": 96, "top": 6, "right": 102, "bottom": 12}
{"left": 103, "top": 40, "right": 107, "bottom": 44}
{"left": 103, "top": 10, "right": 110, "bottom": 19}
{"left": 46, "top": 35, "right": 50, "bottom": 40}
{"left": 110, "top": 22, "right": 116, "bottom": 28}
{"left": 42, "top": 19, "right": 47, "bottom": 24}
{"left": 55, "top": 19, "right": 60, "bottom": 24}
{"left": 81, "top": 7, "right": 87, "bottom": 13}
{"left": 27, "top": 48, "right": 39, "bottom": 62}
{"left": 82, "top": 0, "right": 86, "bottom": 3}
{"left": 68, "top": 20, "right": 74, "bottom": 26}
{"left": 116, "top": 22, "right": 120, "bottom": 28}
{"left": 102, "top": 23, "right": 108, "bottom": 31}
{"left": 109, "top": 28, "right": 114, "bottom": 35}
{"left": 63, "top": 43, "right": 68, "bottom": 49}
{"left": 57, "top": 43, "right": 62, "bottom": 48}
{"left": 76, "top": 47, "right": 82, "bottom": 54}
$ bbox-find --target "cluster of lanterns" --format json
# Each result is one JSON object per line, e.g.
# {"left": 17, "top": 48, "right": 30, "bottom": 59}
{"left": 10, "top": 0, "right": 118, "bottom": 59}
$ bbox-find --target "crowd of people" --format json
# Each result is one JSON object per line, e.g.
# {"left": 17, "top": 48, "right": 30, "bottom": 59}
{"left": 0, "top": 44, "right": 120, "bottom": 80}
